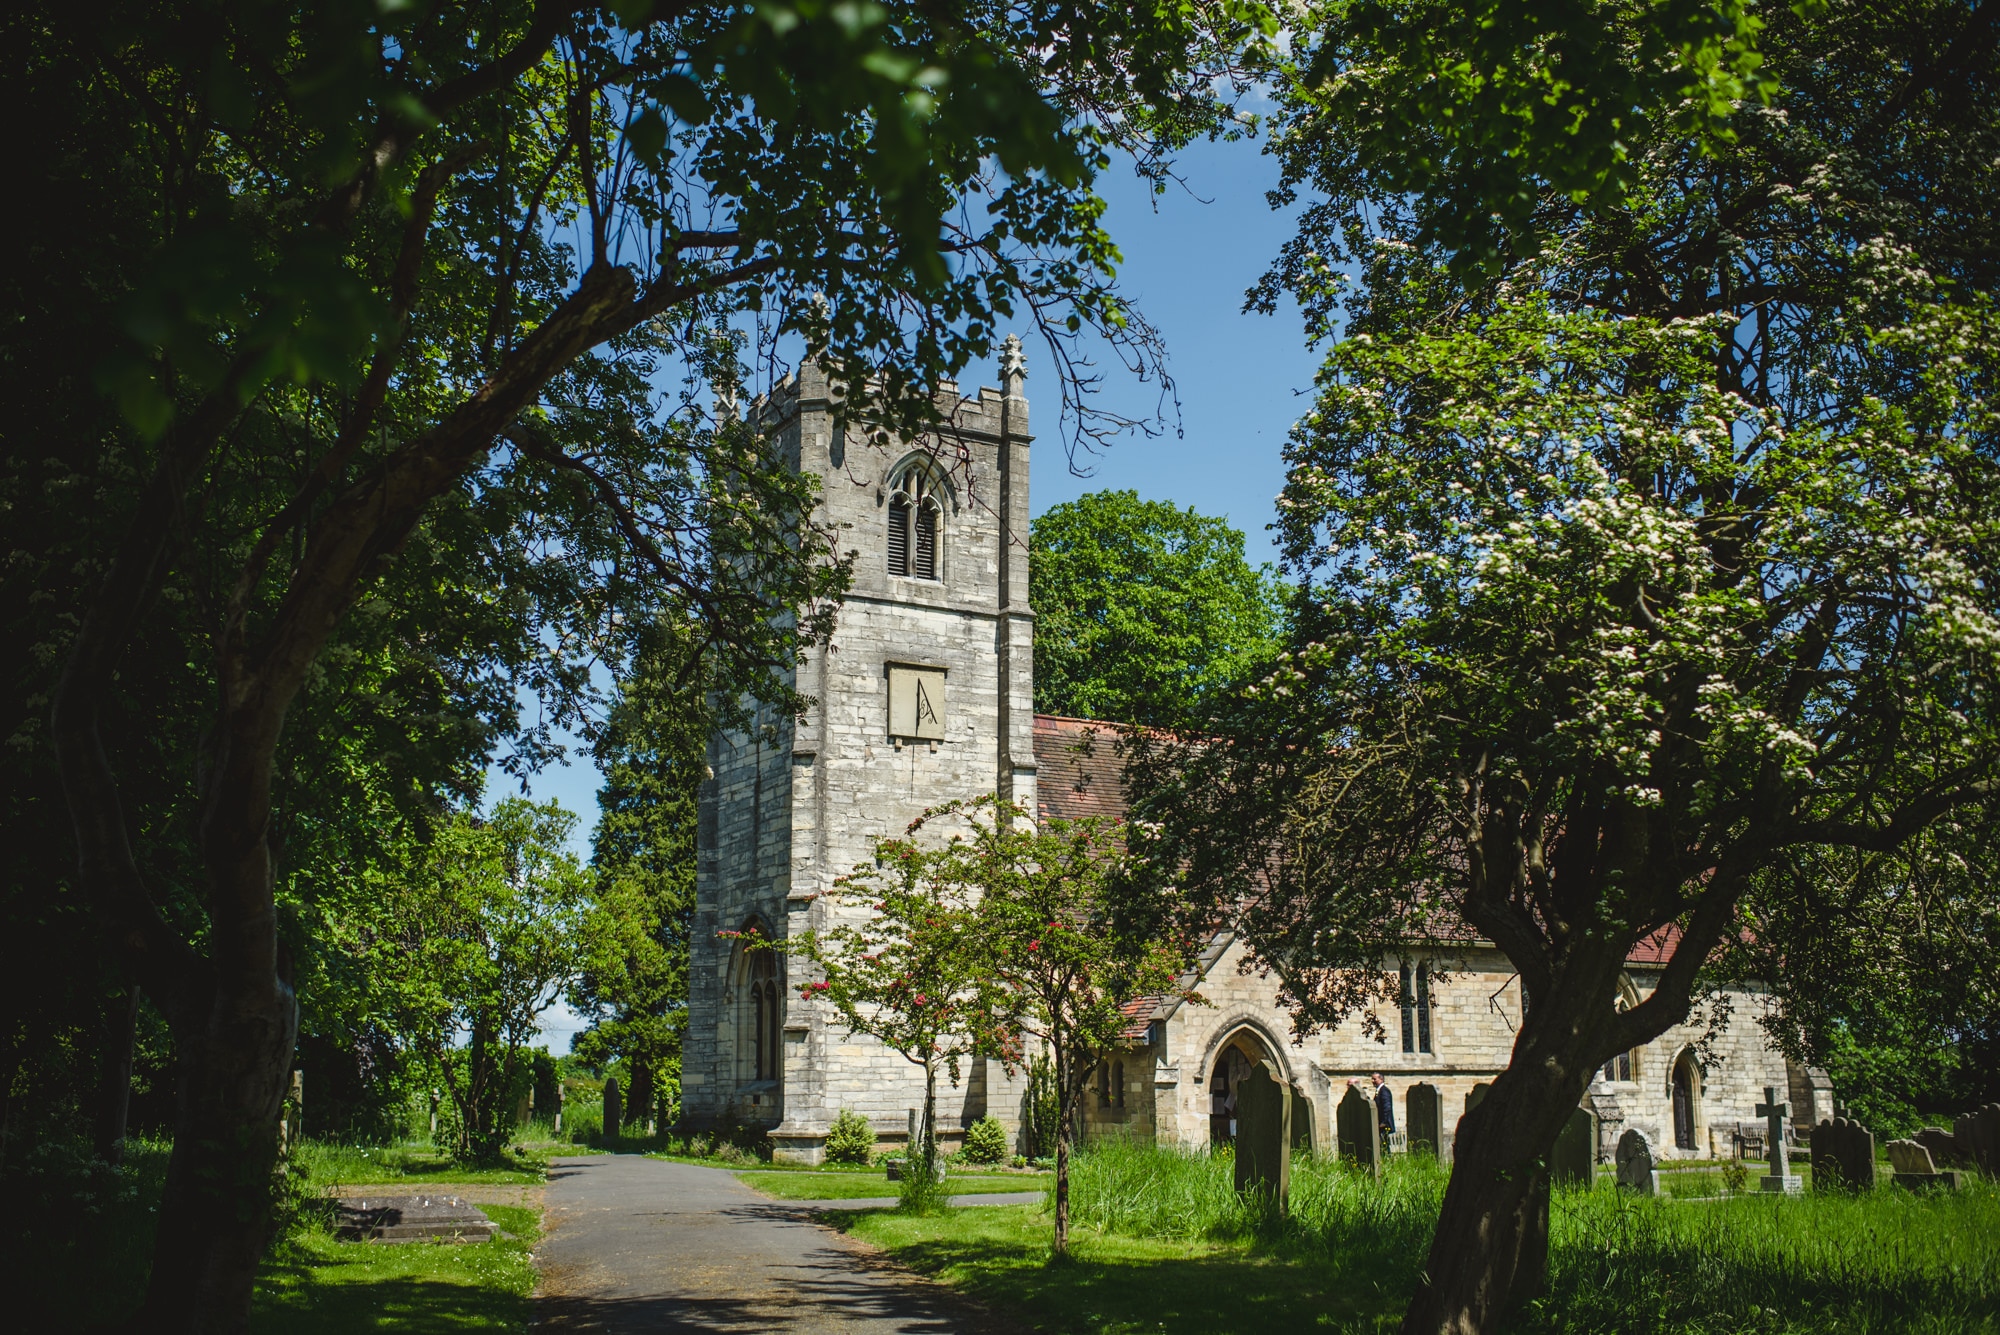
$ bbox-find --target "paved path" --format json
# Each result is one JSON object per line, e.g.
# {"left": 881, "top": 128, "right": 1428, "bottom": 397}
{"left": 534, "top": 1155, "right": 1018, "bottom": 1333}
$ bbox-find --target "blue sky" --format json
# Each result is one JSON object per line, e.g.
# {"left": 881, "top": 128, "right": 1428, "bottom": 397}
{"left": 503, "top": 137, "right": 1322, "bottom": 1047}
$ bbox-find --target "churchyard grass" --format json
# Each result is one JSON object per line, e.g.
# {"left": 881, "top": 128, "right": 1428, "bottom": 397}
{"left": 2, "top": 1137, "right": 543, "bottom": 1330}
{"left": 739, "top": 1169, "right": 1047, "bottom": 1200}
{"left": 253, "top": 1202, "right": 538, "bottom": 1333}
{"left": 295, "top": 1138, "right": 548, "bottom": 1185}
{"left": 843, "top": 1142, "right": 2000, "bottom": 1334}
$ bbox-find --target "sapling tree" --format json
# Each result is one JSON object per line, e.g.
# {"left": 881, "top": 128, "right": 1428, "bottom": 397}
{"left": 781, "top": 816, "right": 991, "bottom": 1208}
{"left": 943, "top": 797, "right": 1198, "bottom": 1257}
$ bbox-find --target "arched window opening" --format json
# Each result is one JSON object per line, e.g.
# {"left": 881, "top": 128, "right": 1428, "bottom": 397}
{"left": 1602, "top": 977, "right": 1641, "bottom": 1083}
{"left": 1400, "top": 961, "right": 1433, "bottom": 1054}
{"left": 746, "top": 945, "right": 780, "bottom": 1083}
{"left": 1113, "top": 1061, "right": 1126, "bottom": 1110}
{"left": 888, "top": 465, "right": 943, "bottom": 581}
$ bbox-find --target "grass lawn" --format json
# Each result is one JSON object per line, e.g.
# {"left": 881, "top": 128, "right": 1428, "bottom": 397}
{"left": 296, "top": 1141, "right": 547, "bottom": 1186}
{"left": 738, "top": 1170, "right": 1047, "bottom": 1200}
{"left": 844, "top": 1205, "right": 1397, "bottom": 1333}
{"left": 840, "top": 1144, "right": 2000, "bottom": 1335}
{"left": 252, "top": 1203, "right": 539, "bottom": 1334}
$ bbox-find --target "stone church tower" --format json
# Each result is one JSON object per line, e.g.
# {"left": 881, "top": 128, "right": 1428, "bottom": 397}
{"left": 680, "top": 342, "right": 1037, "bottom": 1162}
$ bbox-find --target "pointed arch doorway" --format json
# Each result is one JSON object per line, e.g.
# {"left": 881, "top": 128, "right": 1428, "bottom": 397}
{"left": 1671, "top": 1053, "right": 1699, "bottom": 1152}
{"left": 1207, "top": 1029, "right": 1276, "bottom": 1145}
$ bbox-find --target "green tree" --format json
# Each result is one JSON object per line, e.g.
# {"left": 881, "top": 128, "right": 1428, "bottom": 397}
{"left": 18, "top": 2, "right": 1272, "bottom": 1320}
{"left": 1134, "top": 7, "right": 2000, "bottom": 1331}
{"left": 1030, "top": 491, "right": 1281, "bottom": 726}
{"left": 367, "top": 799, "right": 592, "bottom": 1161}
{"left": 949, "top": 797, "right": 1197, "bottom": 1257}
{"left": 785, "top": 814, "right": 992, "bottom": 1209}
{"left": 571, "top": 626, "right": 707, "bottom": 1132}
{"left": 1138, "top": 295, "right": 2000, "bottom": 1328}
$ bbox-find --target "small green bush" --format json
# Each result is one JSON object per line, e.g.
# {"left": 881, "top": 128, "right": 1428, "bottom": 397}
{"left": 825, "top": 1109, "right": 876, "bottom": 1165}
{"left": 960, "top": 1115, "right": 1009, "bottom": 1165}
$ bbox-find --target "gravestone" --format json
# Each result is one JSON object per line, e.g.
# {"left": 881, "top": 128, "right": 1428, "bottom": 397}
{"left": 1233, "top": 1061, "right": 1292, "bottom": 1208}
{"left": 1588, "top": 1089, "right": 1626, "bottom": 1165}
{"left": 603, "top": 1076, "right": 623, "bottom": 1141}
{"left": 1810, "top": 1117, "right": 1877, "bottom": 1191}
{"left": 1754, "top": 1085, "right": 1801, "bottom": 1194}
{"left": 1615, "top": 1128, "right": 1658, "bottom": 1195}
{"left": 1406, "top": 1083, "right": 1443, "bottom": 1157}
{"left": 1552, "top": 1106, "right": 1596, "bottom": 1189}
{"left": 280, "top": 1070, "right": 303, "bottom": 1155}
{"left": 1914, "top": 1126, "right": 1967, "bottom": 1170}
{"left": 335, "top": 1194, "right": 497, "bottom": 1243}
{"left": 1887, "top": 1138, "right": 1963, "bottom": 1191}
{"left": 1337, "top": 1084, "right": 1381, "bottom": 1176}
{"left": 1956, "top": 1104, "right": 2000, "bottom": 1178}
{"left": 1290, "top": 1086, "right": 1314, "bottom": 1153}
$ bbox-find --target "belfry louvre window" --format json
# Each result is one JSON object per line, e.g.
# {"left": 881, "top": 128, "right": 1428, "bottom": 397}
{"left": 1400, "top": 961, "right": 1433, "bottom": 1054}
{"left": 888, "top": 465, "right": 941, "bottom": 580}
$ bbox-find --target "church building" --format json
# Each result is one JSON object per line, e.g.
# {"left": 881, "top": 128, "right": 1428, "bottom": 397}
{"left": 680, "top": 345, "right": 1831, "bottom": 1165}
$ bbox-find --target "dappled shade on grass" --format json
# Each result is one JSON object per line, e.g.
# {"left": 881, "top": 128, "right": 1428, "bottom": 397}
{"left": 252, "top": 1203, "right": 538, "bottom": 1334}
{"left": 849, "top": 1143, "right": 2000, "bottom": 1335}
{"left": 294, "top": 1140, "right": 547, "bottom": 1186}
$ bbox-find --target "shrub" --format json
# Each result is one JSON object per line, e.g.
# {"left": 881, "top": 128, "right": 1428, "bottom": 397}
{"left": 961, "top": 1115, "right": 1009, "bottom": 1165}
{"left": 825, "top": 1109, "right": 875, "bottom": 1165}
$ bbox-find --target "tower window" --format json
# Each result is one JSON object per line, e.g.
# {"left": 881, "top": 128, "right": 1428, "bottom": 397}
{"left": 1401, "top": 961, "right": 1433, "bottom": 1054}
{"left": 888, "top": 465, "right": 942, "bottom": 581}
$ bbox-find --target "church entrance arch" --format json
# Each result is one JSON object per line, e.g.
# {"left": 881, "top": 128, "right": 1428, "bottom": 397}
{"left": 1671, "top": 1050, "right": 1700, "bottom": 1152}
{"left": 1206, "top": 1025, "right": 1280, "bottom": 1145}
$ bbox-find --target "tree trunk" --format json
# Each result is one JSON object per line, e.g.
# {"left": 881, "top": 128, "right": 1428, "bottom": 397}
{"left": 93, "top": 982, "right": 142, "bottom": 1163}
{"left": 138, "top": 966, "right": 298, "bottom": 1333}
{"left": 1050, "top": 1040, "right": 1073, "bottom": 1257}
{"left": 921, "top": 1057, "right": 939, "bottom": 1184}
{"left": 1398, "top": 1002, "right": 1601, "bottom": 1334}
{"left": 630, "top": 1058, "right": 654, "bottom": 1135}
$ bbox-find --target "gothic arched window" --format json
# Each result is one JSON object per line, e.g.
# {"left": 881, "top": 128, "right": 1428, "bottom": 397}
{"left": 1602, "top": 975, "right": 1641, "bottom": 1083}
{"left": 745, "top": 940, "right": 781, "bottom": 1083}
{"left": 888, "top": 464, "right": 943, "bottom": 581}
{"left": 1400, "top": 961, "right": 1434, "bottom": 1054}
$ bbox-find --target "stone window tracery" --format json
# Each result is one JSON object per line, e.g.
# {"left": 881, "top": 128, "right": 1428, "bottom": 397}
{"left": 888, "top": 464, "right": 943, "bottom": 581}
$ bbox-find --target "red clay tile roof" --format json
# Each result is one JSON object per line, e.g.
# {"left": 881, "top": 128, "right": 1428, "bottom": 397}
{"left": 1033, "top": 715, "right": 1131, "bottom": 824}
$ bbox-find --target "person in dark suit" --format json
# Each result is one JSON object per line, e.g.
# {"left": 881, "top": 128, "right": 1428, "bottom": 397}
{"left": 1371, "top": 1072, "right": 1396, "bottom": 1142}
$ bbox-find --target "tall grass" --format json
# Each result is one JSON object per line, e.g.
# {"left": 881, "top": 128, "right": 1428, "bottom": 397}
{"left": 1060, "top": 1140, "right": 2000, "bottom": 1334}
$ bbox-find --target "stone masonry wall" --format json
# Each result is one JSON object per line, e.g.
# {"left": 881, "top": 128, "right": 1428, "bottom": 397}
{"left": 1148, "top": 939, "right": 1799, "bottom": 1162}
{"left": 685, "top": 355, "right": 1037, "bottom": 1162}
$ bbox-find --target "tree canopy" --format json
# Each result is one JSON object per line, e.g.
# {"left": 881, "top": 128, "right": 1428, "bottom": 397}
{"left": 1030, "top": 490, "right": 1281, "bottom": 727}
{"left": 1134, "top": 3, "right": 2000, "bottom": 1331}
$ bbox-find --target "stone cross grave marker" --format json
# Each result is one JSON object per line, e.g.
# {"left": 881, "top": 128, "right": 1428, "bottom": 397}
{"left": 603, "top": 1076, "right": 623, "bottom": 1141}
{"left": 1234, "top": 1061, "right": 1292, "bottom": 1209}
{"left": 1887, "top": 1138, "right": 1962, "bottom": 1191}
{"left": 1406, "top": 1082, "right": 1443, "bottom": 1157}
{"left": 1957, "top": 1103, "right": 2000, "bottom": 1178}
{"left": 1552, "top": 1106, "right": 1596, "bottom": 1189}
{"left": 1754, "top": 1085, "right": 1801, "bottom": 1194}
{"left": 1615, "top": 1128, "right": 1659, "bottom": 1195}
{"left": 1337, "top": 1083, "right": 1381, "bottom": 1177}
{"left": 1810, "top": 1117, "right": 1876, "bottom": 1191}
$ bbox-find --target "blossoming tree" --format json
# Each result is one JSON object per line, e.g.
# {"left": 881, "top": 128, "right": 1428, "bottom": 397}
{"left": 946, "top": 797, "right": 1200, "bottom": 1256}
{"left": 783, "top": 815, "right": 990, "bottom": 1204}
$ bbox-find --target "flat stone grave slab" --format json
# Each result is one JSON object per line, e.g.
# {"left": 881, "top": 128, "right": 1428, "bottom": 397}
{"left": 334, "top": 1194, "right": 498, "bottom": 1243}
